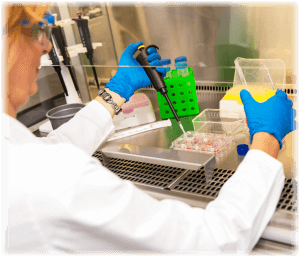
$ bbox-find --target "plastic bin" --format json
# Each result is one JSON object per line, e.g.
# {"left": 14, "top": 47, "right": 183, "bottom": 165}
{"left": 192, "top": 109, "right": 245, "bottom": 134}
{"left": 223, "top": 58, "right": 286, "bottom": 104}
{"left": 46, "top": 103, "right": 85, "bottom": 130}
{"left": 157, "top": 67, "right": 199, "bottom": 120}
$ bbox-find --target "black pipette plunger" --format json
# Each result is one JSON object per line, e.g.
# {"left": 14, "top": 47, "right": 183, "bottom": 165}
{"left": 136, "top": 45, "right": 187, "bottom": 136}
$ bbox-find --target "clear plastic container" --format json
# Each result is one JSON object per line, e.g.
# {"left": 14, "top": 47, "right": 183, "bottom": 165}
{"left": 192, "top": 109, "right": 246, "bottom": 134}
{"left": 223, "top": 58, "right": 286, "bottom": 104}
{"left": 170, "top": 131, "right": 233, "bottom": 155}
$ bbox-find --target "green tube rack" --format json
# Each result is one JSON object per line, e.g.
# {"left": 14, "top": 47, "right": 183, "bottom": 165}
{"left": 157, "top": 67, "right": 199, "bottom": 120}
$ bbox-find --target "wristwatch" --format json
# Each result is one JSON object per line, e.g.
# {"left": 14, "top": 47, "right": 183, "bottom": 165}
{"left": 98, "top": 89, "right": 122, "bottom": 115}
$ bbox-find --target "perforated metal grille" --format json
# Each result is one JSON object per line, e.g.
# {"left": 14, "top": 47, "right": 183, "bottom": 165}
{"left": 196, "top": 85, "right": 231, "bottom": 92}
{"left": 170, "top": 167, "right": 235, "bottom": 198}
{"left": 277, "top": 179, "right": 297, "bottom": 212}
{"left": 92, "top": 151, "right": 296, "bottom": 212}
{"left": 92, "top": 151, "right": 186, "bottom": 189}
{"left": 145, "top": 84, "right": 231, "bottom": 92}
{"left": 92, "top": 151, "right": 104, "bottom": 165}
{"left": 145, "top": 84, "right": 297, "bottom": 95}
{"left": 172, "top": 167, "right": 296, "bottom": 212}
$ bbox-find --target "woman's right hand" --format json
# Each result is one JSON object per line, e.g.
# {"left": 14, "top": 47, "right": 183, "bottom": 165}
{"left": 105, "top": 42, "right": 170, "bottom": 102}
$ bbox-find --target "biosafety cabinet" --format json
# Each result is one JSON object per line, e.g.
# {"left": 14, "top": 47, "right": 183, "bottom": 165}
{"left": 19, "top": 3, "right": 297, "bottom": 253}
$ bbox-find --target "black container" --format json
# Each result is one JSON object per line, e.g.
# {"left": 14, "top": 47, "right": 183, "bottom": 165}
{"left": 46, "top": 103, "right": 85, "bottom": 130}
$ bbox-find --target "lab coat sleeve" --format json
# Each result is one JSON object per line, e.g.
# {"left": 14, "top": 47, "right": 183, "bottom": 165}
{"left": 38, "top": 148, "right": 284, "bottom": 252}
{"left": 39, "top": 100, "right": 115, "bottom": 155}
{"left": 204, "top": 149, "right": 285, "bottom": 251}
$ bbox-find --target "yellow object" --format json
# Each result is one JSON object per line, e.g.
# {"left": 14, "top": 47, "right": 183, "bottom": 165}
{"left": 138, "top": 45, "right": 145, "bottom": 50}
{"left": 223, "top": 85, "right": 275, "bottom": 105}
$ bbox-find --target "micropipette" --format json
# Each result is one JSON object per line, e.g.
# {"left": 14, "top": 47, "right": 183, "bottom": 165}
{"left": 51, "top": 25, "right": 81, "bottom": 98}
{"left": 48, "top": 38, "right": 69, "bottom": 96}
{"left": 73, "top": 13, "right": 100, "bottom": 90}
{"left": 136, "top": 45, "right": 188, "bottom": 140}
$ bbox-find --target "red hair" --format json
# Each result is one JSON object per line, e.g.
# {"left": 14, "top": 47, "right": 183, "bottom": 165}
{"left": 3, "top": 4, "right": 48, "bottom": 114}
{"left": 7, "top": 4, "right": 48, "bottom": 45}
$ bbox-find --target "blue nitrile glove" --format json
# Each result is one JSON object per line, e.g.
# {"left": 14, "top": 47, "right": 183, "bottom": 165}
{"left": 105, "top": 42, "right": 170, "bottom": 102}
{"left": 240, "top": 89, "right": 297, "bottom": 149}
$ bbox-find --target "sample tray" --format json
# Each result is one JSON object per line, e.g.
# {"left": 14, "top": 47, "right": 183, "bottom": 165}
{"left": 170, "top": 131, "right": 233, "bottom": 155}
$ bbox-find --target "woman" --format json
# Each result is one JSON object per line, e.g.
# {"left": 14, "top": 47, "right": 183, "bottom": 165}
{"left": 4, "top": 4, "right": 296, "bottom": 253}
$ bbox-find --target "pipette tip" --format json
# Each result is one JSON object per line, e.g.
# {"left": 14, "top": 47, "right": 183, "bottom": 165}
{"left": 178, "top": 122, "right": 188, "bottom": 141}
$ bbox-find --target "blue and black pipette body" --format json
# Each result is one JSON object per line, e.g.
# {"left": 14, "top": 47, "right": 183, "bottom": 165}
{"left": 136, "top": 44, "right": 186, "bottom": 134}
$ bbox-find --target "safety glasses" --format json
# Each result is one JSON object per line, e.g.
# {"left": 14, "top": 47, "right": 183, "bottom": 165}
{"left": 32, "top": 23, "right": 52, "bottom": 42}
{"left": 21, "top": 10, "right": 55, "bottom": 42}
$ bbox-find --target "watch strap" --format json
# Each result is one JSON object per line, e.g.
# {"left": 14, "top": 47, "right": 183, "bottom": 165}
{"left": 98, "top": 89, "right": 122, "bottom": 115}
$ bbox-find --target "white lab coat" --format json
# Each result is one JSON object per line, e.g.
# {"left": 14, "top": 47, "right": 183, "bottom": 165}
{"left": 4, "top": 100, "right": 285, "bottom": 253}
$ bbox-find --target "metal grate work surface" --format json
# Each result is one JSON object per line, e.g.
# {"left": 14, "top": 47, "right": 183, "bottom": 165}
{"left": 92, "top": 151, "right": 296, "bottom": 213}
{"left": 93, "top": 151, "right": 187, "bottom": 189}
{"left": 93, "top": 151, "right": 104, "bottom": 164}
{"left": 145, "top": 83, "right": 297, "bottom": 95}
{"left": 169, "top": 167, "right": 235, "bottom": 199}
{"left": 170, "top": 168, "right": 297, "bottom": 212}
{"left": 277, "top": 179, "right": 297, "bottom": 212}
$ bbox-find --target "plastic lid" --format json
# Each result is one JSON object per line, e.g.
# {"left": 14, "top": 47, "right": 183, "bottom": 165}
{"left": 175, "top": 62, "right": 187, "bottom": 69}
{"left": 175, "top": 56, "right": 187, "bottom": 63}
{"left": 43, "top": 13, "right": 55, "bottom": 25}
{"left": 146, "top": 46, "right": 157, "bottom": 55}
{"left": 233, "top": 57, "right": 285, "bottom": 92}
{"left": 161, "top": 59, "right": 171, "bottom": 65}
{"left": 237, "top": 144, "right": 249, "bottom": 156}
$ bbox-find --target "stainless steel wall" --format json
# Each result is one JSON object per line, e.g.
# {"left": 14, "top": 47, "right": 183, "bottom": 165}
{"left": 106, "top": 5, "right": 221, "bottom": 81}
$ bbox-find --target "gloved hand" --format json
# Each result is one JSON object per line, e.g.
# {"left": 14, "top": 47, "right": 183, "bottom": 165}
{"left": 240, "top": 89, "right": 297, "bottom": 149}
{"left": 105, "top": 42, "right": 170, "bottom": 102}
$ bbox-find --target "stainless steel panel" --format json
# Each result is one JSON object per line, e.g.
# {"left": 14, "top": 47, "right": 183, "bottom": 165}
{"left": 252, "top": 239, "right": 295, "bottom": 253}
{"left": 100, "top": 116, "right": 247, "bottom": 176}
{"left": 101, "top": 142, "right": 216, "bottom": 171}
{"left": 100, "top": 89, "right": 224, "bottom": 182}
